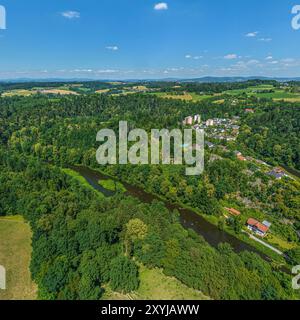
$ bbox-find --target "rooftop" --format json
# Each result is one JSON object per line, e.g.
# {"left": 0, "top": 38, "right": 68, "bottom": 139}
{"left": 225, "top": 207, "right": 241, "bottom": 216}
{"left": 247, "top": 218, "right": 270, "bottom": 233}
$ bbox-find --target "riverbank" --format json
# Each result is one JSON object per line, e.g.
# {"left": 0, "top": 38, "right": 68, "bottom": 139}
{"left": 62, "top": 168, "right": 105, "bottom": 197}
{"left": 71, "top": 165, "right": 288, "bottom": 266}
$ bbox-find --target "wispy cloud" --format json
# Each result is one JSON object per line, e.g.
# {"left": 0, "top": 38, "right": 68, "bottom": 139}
{"left": 61, "top": 11, "right": 80, "bottom": 19}
{"left": 265, "top": 56, "right": 273, "bottom": 60}
{"left": 281, "top": 58, "right": 295, "bottom": 63}
{"left": 258, "top": 37, "right": 272, "bottom": 42}
{"left": 105, "top": 46, "right": 119, "bottom": 51}
{"left": 247, "top": 59, "right": 260, "bottom": 65}
{"left": 154, "top": 2, "right": 168, "bottom": 11}
{"left": 245, "top": 31, "right": 258, "bottom": 37}
{"left": 185, "top": 54, "right": 203, "bottom": 60}
{"left": 224, "top": 54, "right": 238, "bottom": 60}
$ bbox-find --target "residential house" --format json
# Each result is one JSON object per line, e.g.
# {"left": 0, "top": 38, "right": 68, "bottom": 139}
{"left": 184, "top": 116, "right": 193, "bottom": 126}
{"left": 206, "top": 119, "right": 214, "bottom": 127}
{"left": 205, "top": 141, "right": 215, "bottom": 149}
{"left": 247, "top": 218, "right": 271, "bottom": 237}
{"left": 231, "top": 125, "right": 240, "bottom": 131}
{"left": 267, "top": 168, "right": 287, "bottom": 180}
{"left": 194, "top": 114, "right": 201, "bottom": 124}
{"left": 237, "top": 154, "right": 247, "bottom": 161}
{"left": 226, "top": 136, "right": 236, "bottom": 141}
{"left": 225, "top": 207, "right": 241, "bottom": 216}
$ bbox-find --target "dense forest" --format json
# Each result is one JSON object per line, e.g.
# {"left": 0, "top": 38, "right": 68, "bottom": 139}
{"left": 0, "top": 151, "right": 297, "bottom": 300}
{"left": 0, "top": 82, "right": 300, "bottom": 300}
{"left": 238, "top": 104, "right": 300, "bottom": 170}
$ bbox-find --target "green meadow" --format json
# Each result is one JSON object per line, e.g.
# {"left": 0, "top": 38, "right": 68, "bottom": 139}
{"left": 0, "top": 216, "right": 37, "bottom": 300}
{"left": 224, "top": 85, "right": 300, "bottom": 101}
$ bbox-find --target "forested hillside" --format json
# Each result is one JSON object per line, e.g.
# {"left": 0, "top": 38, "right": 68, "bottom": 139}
{"left": 238, "top": 105, "right": 300, "bottom": 169}
{"left": 0, "top": 85, "right": 300, "bottom": 300}
{"left": 0, "top": 151, "right": 296, "bottom": 300}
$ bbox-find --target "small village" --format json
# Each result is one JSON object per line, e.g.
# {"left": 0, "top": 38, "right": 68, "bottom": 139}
{"left": 182, "top": 112, "right": 294, "bottom": 254}
{"left": 182, "top": 112, "right": 292, "bottom": 181}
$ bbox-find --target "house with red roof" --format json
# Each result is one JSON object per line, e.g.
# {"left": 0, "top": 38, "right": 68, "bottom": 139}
{"left": 237, "top": 154, "right": 247, "bottom": 161}
{"left": 246, "top": 218, "right": 271, "bottom": 237}
{"left": 225, "top": 207, "right": 241, "bottom": 216}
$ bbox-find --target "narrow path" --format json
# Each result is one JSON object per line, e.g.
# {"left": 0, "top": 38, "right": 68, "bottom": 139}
{"left": 242, "top": 230, "right": 283, "bottom": 255}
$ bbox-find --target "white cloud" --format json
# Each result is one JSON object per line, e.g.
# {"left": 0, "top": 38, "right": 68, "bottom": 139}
{"left": 219, "top": 67, "right": 233, "bottom": 72}
{"left": 106, "top": 46, "right": 119, "bottom": 51}
{"left": 245, "top": 31, "right": 258, "bottom": 37}
{"left": 224, "top": 54, "right": 238, "bottom": 60}
{"left": 68, "top": 69, "right": 120, "bottom": 74}
{"left": 258, "top": 37, "right": 272, "bottom": 42}
{"left": 247, "top": 59, "right": 259, "bottom": 65}
{"left": 265, "top": 56, "right": 273, "bottom": 60}
{"left": 61, "top": 11, "right": 80, "bottom": 19}
{"left": 166, "top": 67, "right": 182, "bottom": 72}
{"left": 281, "top": 58, "right": 295, "bottom": 63}
{"left": 96, "top": 69, "right": 119, "bottom": 74}
{"left": 72, "top": 69, "right": 93, "bottom": 73}
{"left": 154, "top": 2, "right": 168, "bottom": 11}
{"left": 185, "top": 54, "right": 203, "bottom": 60}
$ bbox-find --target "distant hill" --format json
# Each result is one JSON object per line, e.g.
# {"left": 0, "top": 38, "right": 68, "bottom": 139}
{"left": 166, "top": 76, "right": 300, "bottom": 83}
{"left": 1, "top": 76, "right": 300, "bottom": 84}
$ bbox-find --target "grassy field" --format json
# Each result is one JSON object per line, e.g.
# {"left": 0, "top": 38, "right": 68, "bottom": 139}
{"left": 213, "top": 99, "right": 225, "bottom": 104}
{"left": 267, "top": 234, "right": 297, "bottom": 250}
{"left": 151, "top": 92, "right": 213, "bottom": 102}
{"left": 2, "top": 88, "right": 79, "bottom": 97}
{"left": 95, "top": 89, "right": 110, "bottom": 94}
{"left": 224, "top": 85, "right": 300, "bottom": 101}
{"left": 0, "top": 215, "right": 37, "bottom": 300}
{"left": 62, "top": 168, "right": 104, "bottom": 197}
{"left": 98, "top": 179, "right": 126, "bottom": 193}
{"left": 104, "top": 266, "right": 209, "bottom": 300}
{"left": 2, "top": 89, "right": 34, "bottom": 97}
{"left": 38, "top": 89, "right": 79, "bottom": 95}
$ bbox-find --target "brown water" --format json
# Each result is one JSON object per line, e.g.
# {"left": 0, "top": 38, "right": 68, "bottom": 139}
{"left": 71, "top": 165, "right": 270, "bottom": 258}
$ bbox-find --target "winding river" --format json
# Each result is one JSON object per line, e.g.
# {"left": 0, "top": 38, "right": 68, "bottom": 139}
{"left": 71, "top": 165, "right": 270, "bottom": 258}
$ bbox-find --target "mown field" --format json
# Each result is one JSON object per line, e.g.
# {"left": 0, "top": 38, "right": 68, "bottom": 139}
{"left": 104, "top": 266, "right": 209, "bottom": 300}
{"left": 2, "top": 89, "right": 34, "bottom": 97}
{"left": 0, "top": 213, "right": 207, "bottom": 301}
{"left": 1, "top": 87, "right": 79, "bottom": 97}
{"left": 150, "top": 92, "right": 213, "bottom": 102}
{"left": 0, "top": 216, "right": 37, "bottom": 300}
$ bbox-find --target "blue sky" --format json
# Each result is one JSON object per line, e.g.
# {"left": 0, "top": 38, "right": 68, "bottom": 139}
{"left": 0, "top": 0, "right": 300, "bottom": 79}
